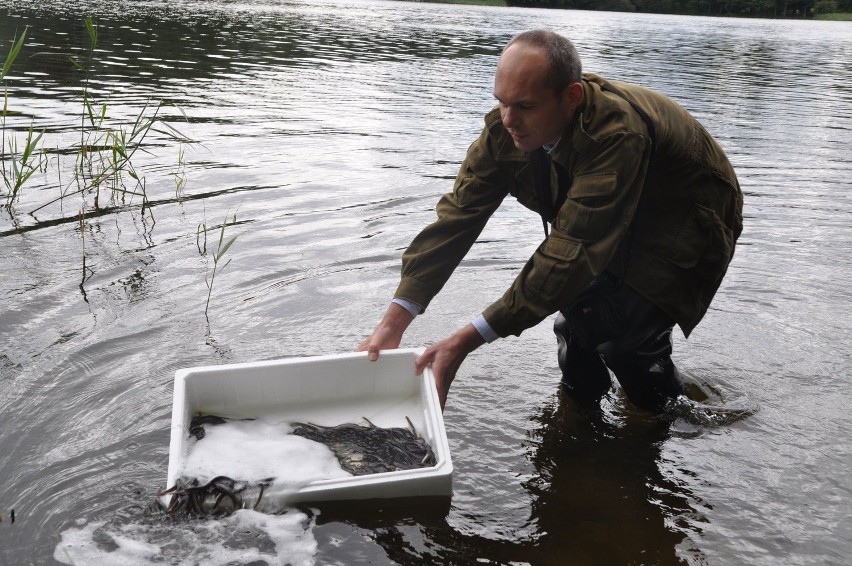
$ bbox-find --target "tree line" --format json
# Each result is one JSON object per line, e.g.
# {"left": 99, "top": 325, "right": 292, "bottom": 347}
{"left": 506, "top": 0, "right": 851, "bottom": 17}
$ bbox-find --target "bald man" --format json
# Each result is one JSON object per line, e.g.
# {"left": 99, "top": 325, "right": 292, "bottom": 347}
{"left": 358, "top": 30, "right": 742, "bottom": 413}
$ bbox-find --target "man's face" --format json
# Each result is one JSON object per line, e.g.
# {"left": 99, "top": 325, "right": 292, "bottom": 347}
{"left": 493, "top": 43, "right": 581, "bottom": 152}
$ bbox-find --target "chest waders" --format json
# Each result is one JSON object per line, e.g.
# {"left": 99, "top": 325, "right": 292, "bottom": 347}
{"left": 539, "top": 84, "right": 685, "bottom": 413}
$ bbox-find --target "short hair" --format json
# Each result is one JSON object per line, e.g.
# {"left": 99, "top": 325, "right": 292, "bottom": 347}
{"left": 505, "top": 30, "right": 582, "bottom": 94}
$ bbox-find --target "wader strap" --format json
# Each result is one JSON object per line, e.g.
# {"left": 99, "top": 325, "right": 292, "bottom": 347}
{"left": 597, "top": 81, "right": 657, "bottom": 284}
{"left": 530, "top": 147, "right": 554, "bottom": 238}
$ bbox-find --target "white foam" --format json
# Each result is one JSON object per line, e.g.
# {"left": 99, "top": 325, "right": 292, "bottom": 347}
{"left": 54, "top": 508, "right": 318, "bottom": 566}
{"left": 180, "top": 418, "right": 351, "bottom": 485}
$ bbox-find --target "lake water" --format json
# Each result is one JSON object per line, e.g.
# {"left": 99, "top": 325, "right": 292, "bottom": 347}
{"left": 1, "top": 0, "right": 850, "bottom": 564}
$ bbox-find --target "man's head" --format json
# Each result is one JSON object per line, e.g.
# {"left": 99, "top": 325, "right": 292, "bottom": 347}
{"left": 493, "top": 30, "right": 584, "bottom": 152}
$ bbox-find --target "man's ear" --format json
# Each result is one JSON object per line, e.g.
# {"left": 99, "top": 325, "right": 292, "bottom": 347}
{"left": 564, "top": 81, "right": 584, "bottom": 108}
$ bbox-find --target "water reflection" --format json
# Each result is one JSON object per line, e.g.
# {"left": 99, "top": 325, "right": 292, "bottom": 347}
{"left": 309, "top": 390, "right": 702, "bottom": 564}
{"left": 522, "top": 392, "right": 701, "bottom": 564}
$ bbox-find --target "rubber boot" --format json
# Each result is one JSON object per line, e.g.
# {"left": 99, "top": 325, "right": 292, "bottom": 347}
{"left": 591, "top": 285, "right": 684, "bottom": 414}
{"left": 610, "top": 357, "right": 685, "bottom": 413}
{"left": 555, "top": 313, "right": 612, "bottom": 404}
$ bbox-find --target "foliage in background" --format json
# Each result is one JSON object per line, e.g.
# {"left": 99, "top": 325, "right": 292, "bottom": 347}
{"left": 506, "top": 0, "right": 852, "bottom": 16}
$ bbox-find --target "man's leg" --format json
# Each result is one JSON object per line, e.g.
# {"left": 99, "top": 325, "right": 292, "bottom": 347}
{"left": 554, "top": 312, "right": 612, "bottom": 403}
{"left": 597, "top": 285, "right": 685, "bottom": 413}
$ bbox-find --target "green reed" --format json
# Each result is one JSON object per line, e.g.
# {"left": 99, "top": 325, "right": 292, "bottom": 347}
{"left": 3, "top": 18, "right": 190, "bottom": 215}
{"left": 56, "top": 18, "right": 189, "bottom": 213}
{"left": 2, "top": 26, "right": 48, "bottom": 207}
{"left": 172, "top": 142, "right": 188, "bottom": 198}
{"left": 198, "top": 210, "right": 239, "bottom": 319}
{"left": 3, "top": 20, "right": 233, "bottom": 316}
{"left": 1, "top": 27, "right": 26, "bottom": 158}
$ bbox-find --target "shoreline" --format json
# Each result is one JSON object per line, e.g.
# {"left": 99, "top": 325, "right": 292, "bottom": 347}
{"left": 414, "top": 0, "right": 852, "bottom": 20}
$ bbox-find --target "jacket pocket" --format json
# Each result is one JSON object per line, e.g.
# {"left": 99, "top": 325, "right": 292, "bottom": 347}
{"left": 667, "top": 203, "right": 734, "bottom": 282}
{"left": 556, "top": 173, "right": 618, "bottom": 239}
{"left": 569, "top": 172, "right": 617, "bottom": 199}
{"left": 528, "top": 234, "right": 582, "bottom": 302}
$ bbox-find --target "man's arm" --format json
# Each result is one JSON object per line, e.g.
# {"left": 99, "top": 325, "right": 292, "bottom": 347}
{"left": 392, "top": 114, "right": 512, "bottom": 311}
{"left": 358, "top": 115, "right": 510, "bottom": 405}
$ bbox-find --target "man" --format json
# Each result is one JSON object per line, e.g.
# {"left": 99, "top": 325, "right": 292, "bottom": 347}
{"left": 357, "top": 30, "right": 743, "bottom": 413}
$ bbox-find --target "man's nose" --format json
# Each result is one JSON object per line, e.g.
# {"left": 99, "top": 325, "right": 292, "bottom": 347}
{"left": 502, "top": 106, "right": 517, "bottom": 128}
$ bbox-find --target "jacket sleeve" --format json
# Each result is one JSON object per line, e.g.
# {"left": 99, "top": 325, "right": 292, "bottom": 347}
{"left": 482, "top": 130, "right": 652, "bottom": 337}
{"left": 394, "top": 126, "right": 510, "bottom": 311}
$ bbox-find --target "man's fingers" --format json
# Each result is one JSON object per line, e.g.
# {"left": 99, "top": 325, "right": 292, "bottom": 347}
{"left": 415, "top": 348, "right": 435, "bottom": 375}
{"left": 368, "top": 345, "right": 379, "bottom": 362}
{"left": 355, "top": 339, "right": 379, "bottom": 361}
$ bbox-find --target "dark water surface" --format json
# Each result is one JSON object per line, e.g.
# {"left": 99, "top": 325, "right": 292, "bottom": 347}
{"left": 1, "top": 1, "right": 850, "bottom": 564}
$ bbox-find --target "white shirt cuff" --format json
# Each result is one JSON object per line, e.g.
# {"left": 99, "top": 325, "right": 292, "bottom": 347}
{"left": 392, "top": 298, "right": 423, "bottom": 317}
{"left": 472, "top": 314, "right": 499, "bottom": 344}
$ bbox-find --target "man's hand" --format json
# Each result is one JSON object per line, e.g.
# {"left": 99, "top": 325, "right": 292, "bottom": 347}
{"left": 415, "top": 323, "right": 485, "bottom": 410}
{"left": 356, "top": 303, "right": 416, "bottom": 361}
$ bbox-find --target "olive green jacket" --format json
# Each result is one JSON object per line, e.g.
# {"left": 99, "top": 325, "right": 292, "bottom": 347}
{"left": 395, "top": 73, "right": 743, "bottom": 338}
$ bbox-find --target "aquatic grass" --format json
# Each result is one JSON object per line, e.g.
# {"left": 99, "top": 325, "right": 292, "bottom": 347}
{"left": 0, "top": 28, "right": 26, "bottom": 80}
{"left": 198, "top": 210, "right": 239, "bottom": 319}
{"left": 74, "top": 17, "right": 97, "bottom": 187}
{"left": 64, "top": 98, "right": 193, "bottom": 214}
{"left": 12, "top": 18, "right": 194, "bottom": 216}
{"left": 1, "top": 26, "right": 47, "bottom": 208}
{"left": 78, "top": 207, "right": 94, "bottom": 291}
{"left": 3, "top": 20, "right": 218, "bottom": 317}
{"left": 3, "top": 124, "right": 46, "bottom": 205}
{"left": 68, "top": 17, "right": 151, "bottom": 211}
{"left": 172, "top": 142, "right": 188, "bottom": 198}
{"left": 69, "top": 18, "right": 194, "bottom": 210}
{"left": 28, "top": 103, "right": 166, "bottom": 215}
{"left": 2, "top": 17, "right": 196, "bottom": 216}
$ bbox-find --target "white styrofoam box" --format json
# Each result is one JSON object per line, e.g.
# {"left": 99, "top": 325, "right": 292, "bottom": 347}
{"left": 164, "top": 348, "right": 452, "bottom": 505}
